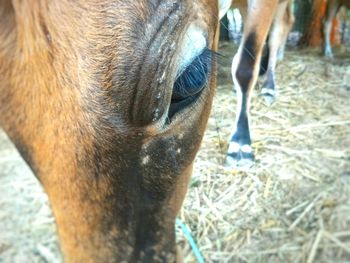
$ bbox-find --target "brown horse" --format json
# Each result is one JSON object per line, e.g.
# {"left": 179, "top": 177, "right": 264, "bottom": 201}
{"left": 324, "top": 0, "right": 350, "bottom": 57}
{"left": 219, "top": 0, "right": 294, "bottom": 167}
{"left": 0, "top": 1, "right": 220, "bottom": 262}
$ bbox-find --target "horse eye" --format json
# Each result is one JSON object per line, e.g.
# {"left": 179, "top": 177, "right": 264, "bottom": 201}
{"left": 172, "top": 48, "right": 216, "bottom": 101}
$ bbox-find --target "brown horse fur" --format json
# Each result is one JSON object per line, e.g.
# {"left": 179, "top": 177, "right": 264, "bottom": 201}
{"left": 0, "top": 1, "right": 219, "bottom": 262}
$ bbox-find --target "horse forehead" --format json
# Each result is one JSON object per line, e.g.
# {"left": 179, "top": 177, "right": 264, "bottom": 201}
{"left": 108, "top": 1, "right": 213, "bottom": 70}
{"left": 219, "top": 0, "right": 232, "bottom": 19}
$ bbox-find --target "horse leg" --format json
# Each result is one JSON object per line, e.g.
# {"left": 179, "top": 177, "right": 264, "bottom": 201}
{"left": 225, "top": 0, "right": 278, "bottom": 168}
{"left": 277, "top": 2, "right": 295, "bottom": 60}
{"left": 261, "top": 0, "right": 294, "bottom": 105}
{"left": 324, "top": 0, "right": 341, "bottom": 57}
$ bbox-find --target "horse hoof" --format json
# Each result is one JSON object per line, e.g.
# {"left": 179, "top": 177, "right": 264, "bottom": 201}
{"left": 224, "top": 151, "right": 254, "bottom": 170}
{"left": 324, "top": 49, "right": 333, "bottom": 58}
{"left": 260, "top": 88, "right": 276, "bottom": 106}
{"left": 262, "top": 93, "right": 275, "bottom": 106}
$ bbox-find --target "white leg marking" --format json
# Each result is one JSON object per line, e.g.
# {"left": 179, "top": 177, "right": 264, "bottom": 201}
{"left": 277, "top": 42, "right": 286, "bottom": 61}
{"left": 240, "top": 144, "right": 252, "bottom": 153}
{"left": 324, "top": 20, "right": 333, "bottom": 57}
{"left": 228, "top": 143, "right": 252, "bottom": 154}
{"left": 231, "top": 48, "right": 243, "bottom": 129}
{"left": 227, "top": 142, "right": 240, "bottom": 154}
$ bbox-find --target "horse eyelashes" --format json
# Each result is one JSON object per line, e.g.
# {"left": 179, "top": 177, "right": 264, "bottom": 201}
{"left": 173, "top": 48, "right": 218, "bottom": 100}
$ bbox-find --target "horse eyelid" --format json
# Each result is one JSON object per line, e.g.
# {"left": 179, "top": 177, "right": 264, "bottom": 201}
{"left": 174, "top": 48, "right": 219, "bottom": 89}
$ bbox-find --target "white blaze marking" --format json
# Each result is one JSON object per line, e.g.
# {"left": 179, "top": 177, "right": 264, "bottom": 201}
{"left": 219, "top": 0, "right": 232, "bottom": 20}
{"left": 249, "top": 0, "right": 259, "bottom": 12}
{"left": 179, "top": 25, "right": 206, "bottom": 73}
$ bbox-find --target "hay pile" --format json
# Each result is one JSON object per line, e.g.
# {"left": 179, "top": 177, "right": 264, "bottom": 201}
{"left": 0, "top": 42, "right": 349, "bottom": 263}
{"left": 178, "top": 43, "right": 350, "bottom": 262}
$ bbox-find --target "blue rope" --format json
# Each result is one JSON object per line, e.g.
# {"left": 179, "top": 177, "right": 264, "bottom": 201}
{"left": 176, "top": 218, "right": 205, "bottom": 263}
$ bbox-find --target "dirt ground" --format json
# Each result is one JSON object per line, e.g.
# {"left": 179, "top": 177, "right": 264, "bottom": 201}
{"left": 0, "top": 42, "right": 350, "bottom": 263}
